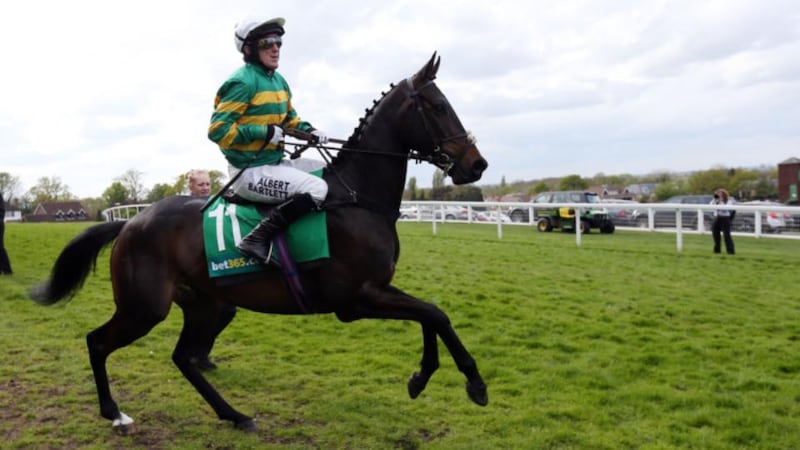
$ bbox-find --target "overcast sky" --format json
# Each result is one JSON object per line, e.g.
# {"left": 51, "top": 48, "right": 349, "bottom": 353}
{"left": 1, "top": 0, "right": 798, "bottom": 198}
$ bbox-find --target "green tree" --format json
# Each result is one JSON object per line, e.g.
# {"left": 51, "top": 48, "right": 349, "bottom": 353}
{"left": 449, "top": 185, "right": 484, "bottom": 201}
{"left": 558, "top": 174, "right": 588, "bottom": 191}
{"left": 27, "top": 176, "right": 73, "bottom": 204}
{"left": 147, "top": 183, "right": 174, "bottom": 202}
{"left": 102, "top": 181, "right": 129, "bottom": 206}
{"left": 406, "top": 177, "right": 418, "bottom": 200}
{"left": 686, "top": 168, "right": 729, "bottom": 194}
{"left": 116, "top": 169, "right": 147, "bottom": 202}
{"left": 528, "top": 182, "right": 550, "bottom": 195}
{"left": 0, "top": 172, "right": 22, "bottom": 200}
{"left": 432, "top": 170, "right": 446, "bottom": 189}
{"left": 654, "top": 179, "right": 687, "bottom": 201}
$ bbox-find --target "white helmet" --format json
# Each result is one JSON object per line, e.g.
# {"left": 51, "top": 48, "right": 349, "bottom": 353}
{"left": 234, "top": 17, "right": 285, "bottom": 53}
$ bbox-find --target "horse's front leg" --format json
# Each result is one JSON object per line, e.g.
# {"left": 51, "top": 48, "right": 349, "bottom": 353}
{"left": 344, "top": 284, "right": 488, "bottom": 406}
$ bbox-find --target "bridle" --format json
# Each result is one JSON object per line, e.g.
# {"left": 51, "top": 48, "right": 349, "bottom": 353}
{"left": 403, "top": 77, "right": 474, "bottom": 174}
{"left": 282, "top": 77, "right": 477, "bottom": 216}
{"left": 285, "top": 76, "right": 475, "bottom": 173}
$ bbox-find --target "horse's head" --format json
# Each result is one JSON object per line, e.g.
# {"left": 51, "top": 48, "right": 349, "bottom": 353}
{"left": 401, "top": 53, "right": 488, "bottom": 185}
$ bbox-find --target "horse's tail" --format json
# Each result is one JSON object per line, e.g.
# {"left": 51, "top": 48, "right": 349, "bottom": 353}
{"left": 30, "top": 221, "right": 126, "bottom": 305}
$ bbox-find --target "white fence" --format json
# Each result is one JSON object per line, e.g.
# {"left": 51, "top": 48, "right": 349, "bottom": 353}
{"left": 399, "top": 200, "right": 800, "bottom": 251}
{"left": 101, "top": 200, "right": 800, "bottom": 252}
{"left": 101, "top": 204, "right": 151, "bottom": 222}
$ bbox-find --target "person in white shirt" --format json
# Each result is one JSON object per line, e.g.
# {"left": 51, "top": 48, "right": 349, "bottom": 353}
{"left": 710, "top": 188, "right": 735, "bottom": 255}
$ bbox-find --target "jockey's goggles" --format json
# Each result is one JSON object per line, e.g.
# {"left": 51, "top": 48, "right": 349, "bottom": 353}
{"left": 256, "top": 36, "right": 282, "bottom": 50}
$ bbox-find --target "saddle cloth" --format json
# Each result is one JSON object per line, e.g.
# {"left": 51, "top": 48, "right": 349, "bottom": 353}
{"left": 201, "top": 196, "right": 329, "bottom": 278}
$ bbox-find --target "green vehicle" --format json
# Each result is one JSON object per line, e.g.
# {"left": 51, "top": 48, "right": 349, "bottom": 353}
{"left": 514, "top": 191, "right": 615, "bottom": 234}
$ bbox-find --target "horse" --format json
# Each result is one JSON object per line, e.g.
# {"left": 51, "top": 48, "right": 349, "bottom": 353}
{"left": 31, "top": 53, "right": 489, "bottom": 433}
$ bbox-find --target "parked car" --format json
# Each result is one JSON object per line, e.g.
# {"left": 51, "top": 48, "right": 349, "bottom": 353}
{"left": 474, "top": 210, "right": 512, "bottom": 223}
{"left": 632, "top": 195, "right": 715, "bottom": 230}
{"left": 601, "top": 199, "right": 639, "bottom": 227}
{"left": 736, "top": 200, "right": 792, "bottom": 233}
{"left": 507, "top": 191, "right": 614, "bottom": 233}
{"left": 399, "top": 205, "right": 470, "bottom": 221}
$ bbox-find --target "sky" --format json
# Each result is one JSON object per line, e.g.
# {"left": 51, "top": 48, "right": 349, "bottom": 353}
{"left": 1, "top": 0, "right": 799, "bottom": 198}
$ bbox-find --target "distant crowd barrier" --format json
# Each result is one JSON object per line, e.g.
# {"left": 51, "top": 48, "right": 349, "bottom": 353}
{"left": 399, "top": 200, "right": 800, "bottom": 251}
{"left": 101, "top": 204, "right": 151, "bottom": 222}
{"left": 101, "top": 201, "right": 800, "bottom": 252}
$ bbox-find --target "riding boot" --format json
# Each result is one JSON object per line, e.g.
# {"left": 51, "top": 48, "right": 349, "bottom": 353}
{"left": 237, "top": 193, "right": 318, "bottom": 264}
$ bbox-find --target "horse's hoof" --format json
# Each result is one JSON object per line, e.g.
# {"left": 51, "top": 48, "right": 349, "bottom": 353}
{"left": 235, "top": 418, "right": 258, "bottom": 432}
{"left": 113, "top": 423, "right": 135, "bottom": 436}
{"left": 466, "top": 380, "right": 489, "bottom": 406}
{"left": 407, "top": 372, "right": 428, "bottom": 399}
{"left": 112, "top": 412, "right": 135, "bottom": 435}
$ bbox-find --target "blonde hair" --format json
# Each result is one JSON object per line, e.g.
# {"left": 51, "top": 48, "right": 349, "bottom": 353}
{"left": 186, "top": 169, "right": 211, "bottom": 195}
{"left": 715, "top": 188, "right": 729, "bottom": 202}
{"left": 187, "top": 169, "right": 209, "bottom": 184}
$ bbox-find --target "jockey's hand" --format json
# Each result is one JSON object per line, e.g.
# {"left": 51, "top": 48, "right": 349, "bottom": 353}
{"left": 310, "top": 129, "right": 328, "bottom": 144}
{"left": 266, "top": 125, "right": 284, "bottom": 146}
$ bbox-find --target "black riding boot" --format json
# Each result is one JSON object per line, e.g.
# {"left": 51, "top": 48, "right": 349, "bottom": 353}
{"left": 237, "top": 193, "right": 317, "bottom": 264}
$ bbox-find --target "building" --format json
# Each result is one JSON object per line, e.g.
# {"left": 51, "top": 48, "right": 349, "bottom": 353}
{"left": 778, "top": 157, "right": 800, "bottom": 204}
{"left": 2, "top": 199, "right": 22, "bottom": 222}
{"left": 25, "top": 201, "right": 89, "bottom": 222}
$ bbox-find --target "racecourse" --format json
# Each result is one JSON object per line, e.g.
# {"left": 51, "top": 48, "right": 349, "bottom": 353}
{"left": 1, "top": 221, "right": 799, "bottom": 449}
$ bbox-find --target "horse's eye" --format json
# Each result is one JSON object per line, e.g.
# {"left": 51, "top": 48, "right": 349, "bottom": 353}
{"left": 433, "top": 103, "right": 447, "bottom": 114}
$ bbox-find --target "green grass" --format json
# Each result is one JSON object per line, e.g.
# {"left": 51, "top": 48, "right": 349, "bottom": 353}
{"left": 1, "top": 222, "right": 799, "bottom": 449}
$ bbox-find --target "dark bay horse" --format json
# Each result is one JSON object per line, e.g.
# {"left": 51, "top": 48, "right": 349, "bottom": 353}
{"left": 31, "top": 53, "right": 489, "bottom": 433}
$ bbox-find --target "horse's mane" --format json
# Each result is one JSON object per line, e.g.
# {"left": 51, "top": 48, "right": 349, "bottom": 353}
{"left": 329, "top": 82, "right": 400, "bottom": 168}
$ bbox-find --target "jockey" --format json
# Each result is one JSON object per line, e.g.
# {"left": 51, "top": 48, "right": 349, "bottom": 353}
{"left": 208, "top": 17, "right": 328, "bottom": 264}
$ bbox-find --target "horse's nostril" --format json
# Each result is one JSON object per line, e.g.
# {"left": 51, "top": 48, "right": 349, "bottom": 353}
{"left": 474, "top": 158, "right": 488, "bottom": 173}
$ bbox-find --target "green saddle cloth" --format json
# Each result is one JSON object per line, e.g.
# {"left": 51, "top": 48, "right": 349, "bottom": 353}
{"left": 202, "top": 196, "right": 329, "bottom": 278}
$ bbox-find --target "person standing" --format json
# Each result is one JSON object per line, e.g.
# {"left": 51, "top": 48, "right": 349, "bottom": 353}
{"left": 208, "top": 16, "right": 329, "bottom": 264}
{"left": 710, "top": 188, "right": 735, "bottom": 255}
{"left": 0, "top": 193, "right": 12, "bottom": 275}
{"left": 187, "top": 169, "right": 212, "bottom": 196}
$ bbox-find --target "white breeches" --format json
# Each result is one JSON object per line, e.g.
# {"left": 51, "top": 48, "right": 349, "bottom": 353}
{"left": 229, "top": 158, "right": 327, "bottom": 205}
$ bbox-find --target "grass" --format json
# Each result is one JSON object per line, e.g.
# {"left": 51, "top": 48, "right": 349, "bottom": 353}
{"left": 1, "top": 221, "right": 799, "bottom": 449}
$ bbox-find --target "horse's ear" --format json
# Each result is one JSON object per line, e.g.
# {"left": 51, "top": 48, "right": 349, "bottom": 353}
{"left": 426, "top": 51, "right": 440, "bottom": 79}
{"left": 413, "top": 52, "right": 440, "bottom": 86}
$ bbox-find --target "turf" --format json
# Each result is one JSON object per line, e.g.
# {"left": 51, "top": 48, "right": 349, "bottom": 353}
{"left": 1, "top": 222, "right": 798, "bottom": 449}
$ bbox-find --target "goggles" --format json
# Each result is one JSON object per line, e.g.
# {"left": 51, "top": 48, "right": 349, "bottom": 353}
{"left": 256, "top": 36, "right": 282, "bottom": 50}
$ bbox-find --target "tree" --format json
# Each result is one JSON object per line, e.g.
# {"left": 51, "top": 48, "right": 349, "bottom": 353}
{"left": 528, "top": 182, "right": 550, "bottom": 195}
{"left": 102, "top": 181, "right": 129, "bottom": 206}
{"left": 558, "top": 174, "right": 588, "bottom": 191}
{"left": 27, "top": 176, "right": 73, "bottom": 204}
{"left": 406, "top": 177, "right": 418, "bottom": 200}
{"left": 686, "top": 168, "right": 729, "bottom": 195}
{"left": 147, "top": 183, "right": 175, "bottom": 202}
{"left": 0, "top": 172, "right": 22, "bottom": 200}
{"left": 116, "top": 169, "right": 147, "bottom": 202}
{"left": 432, "top": 170, "right": 446, "bottom": 189}
{"left": 654, "top": 179, "right": 686, "bottom": 201}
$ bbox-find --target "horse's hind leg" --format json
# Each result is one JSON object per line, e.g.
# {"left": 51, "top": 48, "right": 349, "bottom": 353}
{"left": 407, "top": 325, "right": 438, "bottom": 399}
{"left": 174, "top": 297, "right": 255, "bottom": 431}
{"left": 87, "top": 308, "right": 166, "bottom": 434}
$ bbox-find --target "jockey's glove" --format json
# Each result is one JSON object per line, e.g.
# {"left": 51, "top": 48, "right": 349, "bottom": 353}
{"left": 310, "top": 129, "right": 329, "bottom": 144}
{"left": 265, "top": 125, "right": 284, "bottom": 145}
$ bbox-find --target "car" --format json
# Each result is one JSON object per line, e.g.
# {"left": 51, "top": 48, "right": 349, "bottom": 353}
{"left": 474, "top": 210, "right": 512, "bottom": 223}
{"left": 601, "top": 199, "right": 639, "bottom": 227}
{"left": 399, "top": 205, "right": 470, "bottom": 221}
{"left": 632, "top": 195, "right": 715, "bottom": 230}
{"left": 736, "top": 200, "right": 792, "bottom": 233}
{"left": 507, "top": 191, "right": 614, "bottom": 233}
